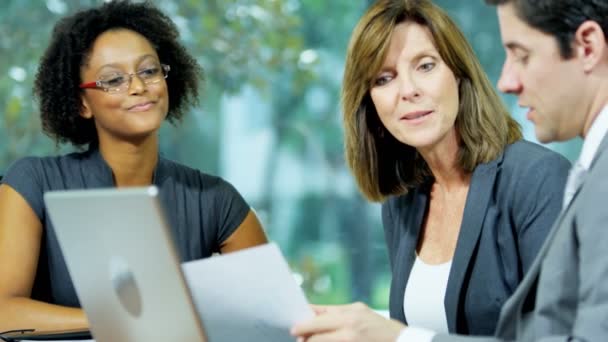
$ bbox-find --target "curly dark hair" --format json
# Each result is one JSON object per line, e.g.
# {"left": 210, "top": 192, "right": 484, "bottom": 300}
{"left": 34, "top": 0, "right": 203, "bottom": 146}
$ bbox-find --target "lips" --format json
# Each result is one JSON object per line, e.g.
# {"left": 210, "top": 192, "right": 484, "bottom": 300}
{"left": 127, "top": 101, "right": 155, "bottom": 112}
{"left": 519, "top": 104, "right": 535, "bottom": 121}
{"left": 525, "top": 107, "right": 535, "bottom": 121}
{"left": 400, "top": 110, "right": 433, "bottom": 121}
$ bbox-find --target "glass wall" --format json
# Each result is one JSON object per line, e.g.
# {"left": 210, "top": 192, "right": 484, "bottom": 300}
{"left": 0, "top": 0, "right": 580, "bottom": 309}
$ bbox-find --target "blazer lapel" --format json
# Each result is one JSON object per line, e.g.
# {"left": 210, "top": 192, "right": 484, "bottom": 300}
{"left": 495, "top": 180, "right": 577, "bottom": 336}
{"left": 444, "top": 157, "right": 500, "bottom": 332}
{"left": 590, "top": 132, "right": 608, "bottom": 169}
{"left": 496, "top": 134, "right": 608, "bottom": 336}
{"left": 563, "top": 132, "right": 608, "bottom": 212}
{"left": 496, "top": 134, "right": 608, "bottom": 335}
{"left": 390, "top": 186, "right": 429, "bottom": 323}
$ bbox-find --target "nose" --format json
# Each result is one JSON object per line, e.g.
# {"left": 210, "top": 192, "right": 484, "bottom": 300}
{"left": 497, "top": 59, "right": 522, "bottom": 94}
{"left": 398, "top": 71, "right": 420, "bottom": 101}
{"left": 127, "top": 74, "right": 146, "bottom": 95}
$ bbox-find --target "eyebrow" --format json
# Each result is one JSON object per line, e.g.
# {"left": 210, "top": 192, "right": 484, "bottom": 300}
{"left": 96, "top": 54, "right": 159, "bottom": 73}
{"left": 410, "top": 49, "right": 438, "bottom": 61}
{"left": 504, "top": 41, "right": 530, "bottom": 53}
{"left": 378, "top": 48, "right": 438, "bottom": 71}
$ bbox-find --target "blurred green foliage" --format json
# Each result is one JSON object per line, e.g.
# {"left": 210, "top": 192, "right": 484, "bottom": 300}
{"left": 0, "top": 0, "right": 582, "bottom": 311}
{"left": 0, "top": 0, "right": 385, "bottom": 308}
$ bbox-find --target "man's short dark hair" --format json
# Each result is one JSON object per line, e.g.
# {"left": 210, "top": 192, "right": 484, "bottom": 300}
{"left": 485, "top": 0, "right": 608, "bottom": 58}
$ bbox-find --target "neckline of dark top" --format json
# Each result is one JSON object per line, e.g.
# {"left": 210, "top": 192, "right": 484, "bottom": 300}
{"left": 80, "top": 146, "right": 170, "bottom": 186}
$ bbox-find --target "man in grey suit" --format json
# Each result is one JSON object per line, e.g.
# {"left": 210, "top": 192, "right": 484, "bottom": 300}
{"left": 292, "top": 0, "right": 608, "bottom": 341}
{"left": 432, "top": 0, "right": 608, "bottom": 341}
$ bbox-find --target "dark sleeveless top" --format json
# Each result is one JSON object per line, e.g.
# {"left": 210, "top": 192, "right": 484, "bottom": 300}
{"left": 2, "top": 148, "right": 250, "bottom": 307}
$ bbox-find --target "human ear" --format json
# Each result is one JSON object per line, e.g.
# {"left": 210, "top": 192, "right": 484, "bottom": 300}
{"left": 80, "top": 96, "right": 93, "bottom": 119}
{"left": 574, "top": 20, "right": 606, "bottom": 73}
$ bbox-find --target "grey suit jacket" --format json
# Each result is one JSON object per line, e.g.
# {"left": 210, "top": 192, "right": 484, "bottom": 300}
{"left": 434, "top": 134, "right": 608, "bottom": 342}
{"left": 383, "top": 141, "right": 570, "bottom": 335}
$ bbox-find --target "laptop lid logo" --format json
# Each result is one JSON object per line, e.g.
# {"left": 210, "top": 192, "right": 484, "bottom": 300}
{"left": 109, "top": 256, "right": 143, "bottom": 317}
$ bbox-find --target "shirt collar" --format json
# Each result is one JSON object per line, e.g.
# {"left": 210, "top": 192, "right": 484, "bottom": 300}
{"left": 578, "top": 105, "right": 608, "bottom": 171}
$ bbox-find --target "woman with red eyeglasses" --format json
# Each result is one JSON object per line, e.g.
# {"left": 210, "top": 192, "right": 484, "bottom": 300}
{"left": 0, "top": 1, "right": 267, "bottom": 332}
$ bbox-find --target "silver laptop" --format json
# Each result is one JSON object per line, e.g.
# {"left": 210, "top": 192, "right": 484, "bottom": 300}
{"left": 44, "top": 186, "right": 207, "bottom": 342}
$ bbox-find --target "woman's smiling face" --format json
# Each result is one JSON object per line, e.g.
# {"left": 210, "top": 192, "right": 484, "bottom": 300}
{"left": 79, "top": 29, "right": 170, "bottom": 143}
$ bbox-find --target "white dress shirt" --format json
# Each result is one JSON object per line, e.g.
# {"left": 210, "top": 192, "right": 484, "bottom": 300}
{"left": 576, "top": 105, "right": 608, "bottom": 172}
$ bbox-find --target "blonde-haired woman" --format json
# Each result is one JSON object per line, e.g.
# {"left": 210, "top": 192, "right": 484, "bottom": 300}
{"left": 292, "top": 0, "right": 570, "bottom": 341}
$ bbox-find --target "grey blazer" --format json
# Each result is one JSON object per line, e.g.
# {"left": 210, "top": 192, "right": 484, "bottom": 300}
{"left": 434, "top": 134, "right": 608, "bottom": 341}
{"left": 383, "top": 141, "right": 571, "bottom": 335}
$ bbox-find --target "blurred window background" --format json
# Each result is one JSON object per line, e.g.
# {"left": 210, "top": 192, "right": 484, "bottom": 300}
{"left": 0, "top": 0, "right": 581, "bottom": 309}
